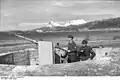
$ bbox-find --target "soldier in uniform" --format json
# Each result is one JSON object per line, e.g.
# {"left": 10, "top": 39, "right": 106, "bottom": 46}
{"left": 77, "top": 40, "right": 96, "bottom": 61}
{"left": 67, "top": 35, "right": 77, "bottom": 63}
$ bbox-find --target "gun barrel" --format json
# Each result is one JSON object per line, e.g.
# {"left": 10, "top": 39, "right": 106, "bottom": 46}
{"left": 14, "top": 34, "right": 38, "bottom": 44}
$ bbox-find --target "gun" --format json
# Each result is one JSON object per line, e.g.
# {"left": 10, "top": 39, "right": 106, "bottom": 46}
{"left": 14, "top": 33, "right": 38, "bottom": 44}
{"left": 55, "top": 46, "right": 68, "bottom": 52}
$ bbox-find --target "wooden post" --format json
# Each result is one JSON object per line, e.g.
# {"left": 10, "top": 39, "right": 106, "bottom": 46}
{"left": 12, "top": 53, "right": 14, "bottom": 65}
{"left": 52, "top": 44, "right": 55, "bottom": 64}
{"left": 27, "top": 50, "right": 30, "bottom": 65}
{"left": 38, "top": 41, "right": 53, "bottom": 66}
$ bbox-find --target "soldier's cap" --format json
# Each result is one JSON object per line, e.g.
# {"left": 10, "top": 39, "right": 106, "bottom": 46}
{"left": 68, "top": 35, "right": 74, "bottom": 38}
{"left": 56, "top": 43, "right": 59, "bottom": 45}
{"left": 82, "top": 40, "right": 88, "bottom": 44}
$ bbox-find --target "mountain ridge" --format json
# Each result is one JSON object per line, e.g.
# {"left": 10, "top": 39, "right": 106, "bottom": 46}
{"left": 33, "top": 17, "right": 120, "bottom": 32}
{"left": 0, "top": 17, "right": 120, "bottom": 33}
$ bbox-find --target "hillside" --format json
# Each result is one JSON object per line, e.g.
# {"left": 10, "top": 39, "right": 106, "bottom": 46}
{"left": 33, "top": 17, "right": 120, "bottom": 32}
{"left": 78, "top": 17, "right": 120, "bottom": 30}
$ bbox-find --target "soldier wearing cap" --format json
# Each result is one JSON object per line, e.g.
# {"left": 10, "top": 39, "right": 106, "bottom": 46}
{"left": 77, "top": 40, "right": 96, "bottom": 61}
{"left": 67, "top": 35, "right": 77, "bottom": 63}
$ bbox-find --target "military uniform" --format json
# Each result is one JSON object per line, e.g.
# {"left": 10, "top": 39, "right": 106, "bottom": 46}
{"left": 67, "top": 40, "right": 77, "bottom": 63}
{"left": 68, "top": 41, "right": 76, "bottom": 52}
{"left": 77, "top": 45, "right": 96, "bottom": 61}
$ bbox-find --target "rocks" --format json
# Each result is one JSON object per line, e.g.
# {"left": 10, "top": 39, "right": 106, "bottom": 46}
{"left": 10, "top": 66, "right": 27, "bottom": 76}
{"left": 0, "top": 61, "right": 119, "bottom": 76}
{"left": 0, "top": 47, "right": 120, "bottom": 76}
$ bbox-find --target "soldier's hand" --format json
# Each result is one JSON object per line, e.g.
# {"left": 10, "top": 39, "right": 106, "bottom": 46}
{"left": 90, "top": 57, "right": 93, "bottom": 60}
{"left": 68, "top": 50, "right": 70, "bottom": 52}
{"left": 80, "top": 50, "right": 84, "bottom": 52}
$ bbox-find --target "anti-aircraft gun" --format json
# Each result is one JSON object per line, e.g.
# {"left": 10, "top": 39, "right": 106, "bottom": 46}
{"left": 13, "top": 32, "right": 69, "bottom": 64}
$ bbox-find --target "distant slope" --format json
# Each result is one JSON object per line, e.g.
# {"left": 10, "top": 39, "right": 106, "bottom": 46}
{"left": 33, "top": 17, "right": 120, "bottom": 32}
{"left": 79, "top": 17, "right": 120, "bottom": 30}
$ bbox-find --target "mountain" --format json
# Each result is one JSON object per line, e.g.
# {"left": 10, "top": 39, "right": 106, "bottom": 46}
{"left": 3, "top": 17, "right": 119, "bottom": 34}
{"left": 46, "top": 19, "right": 87, "bottom": 28}
{"left": 88, "top": 17, "right": 120, "bottom": 29}
{"left": 69, "top": 17, "right": 120, "bottom": 30}
{"left": 33, "top": 17, "right": 120, "bottom": 32}
{"left": 64, "top": 19, "right": 87, "bottom": 26}
{"left": 33, "top": 19, "right": 87, "bottom": 32}
{"left": 47, "top": 21, "right": 62, "bottom": 28}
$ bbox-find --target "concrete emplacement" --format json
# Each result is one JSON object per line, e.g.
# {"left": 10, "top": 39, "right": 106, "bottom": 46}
{"left": 37, "top": 41, "right": 116, "bottom": 65}
{"left": 0, "top": 41, "right": 119, "bottom": 66}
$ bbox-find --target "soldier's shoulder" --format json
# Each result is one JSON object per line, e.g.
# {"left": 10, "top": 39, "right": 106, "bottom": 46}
{"left": 72, "top": 41, "right": 76, "bottom": 43}
{"left": 87, "top": 46, "right": 92, "bottom": 49}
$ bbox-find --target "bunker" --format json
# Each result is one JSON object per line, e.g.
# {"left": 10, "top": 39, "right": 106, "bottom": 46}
{"left": 0, "top": 33, "right": 119, "bottom": 66}
{"left": 0, "top": 41, "right": 54, "bottom": 66}
{"left": 0, "top": 50, "right": 30, "bottom": 65}
{"left": 0, "top": 41, "right": 117, "bottom": 66}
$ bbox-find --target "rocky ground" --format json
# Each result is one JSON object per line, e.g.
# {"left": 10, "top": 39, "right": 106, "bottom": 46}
{"left": 0, "top": 48, "right": 120, "bottom": 76}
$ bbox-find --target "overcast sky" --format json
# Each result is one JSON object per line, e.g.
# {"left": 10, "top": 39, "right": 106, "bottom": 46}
{"left": 1, "top": 0, "right": 120, "bottom": 31}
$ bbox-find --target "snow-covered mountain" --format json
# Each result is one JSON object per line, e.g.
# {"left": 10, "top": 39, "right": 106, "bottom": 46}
{"left": 64, "top": 19, "right": 87, "bottom": 26}
{"left": 47, "top": 21, "right": 62, "bottom": 27}
{"left": 47, "top": 19, "right": 87, "bottom": 28}
{"left": 28, "top": 17, "right": 120, "bottom": 32}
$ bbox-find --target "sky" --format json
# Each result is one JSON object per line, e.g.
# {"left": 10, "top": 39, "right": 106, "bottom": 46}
{"left": 0, "top": 0, "right": 120, "bottom": 31}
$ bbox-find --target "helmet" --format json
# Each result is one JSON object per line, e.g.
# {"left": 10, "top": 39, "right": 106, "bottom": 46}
{"left": 82, "top": 40, "right": 88, "bottom": 44}
{"left": 68, "top": 35, "right": 74, "bottom": 39}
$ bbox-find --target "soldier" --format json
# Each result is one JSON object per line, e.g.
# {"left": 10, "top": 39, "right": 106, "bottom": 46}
{"left": 77, "top": 40, "right": 96, "bottom": 61}
{"left": 54, "top": 43, "right": 68, "bottom": 64}
{"left": 67, "top": 35, "right": 77, "bottom": 63}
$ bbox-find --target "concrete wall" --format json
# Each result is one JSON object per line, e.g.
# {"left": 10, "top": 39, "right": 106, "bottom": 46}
{"left": 0, "top": 49, "right": 31, "bottom": 65}
{"left": 38, "top": 41, "right": 53, "bottom": 66}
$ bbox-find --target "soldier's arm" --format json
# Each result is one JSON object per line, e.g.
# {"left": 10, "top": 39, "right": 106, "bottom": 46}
{"left": 67, "top": 43, "right": 70, "bottom": 50}
{"left": 76, "top": 46, "right": 82, "bottom": 57}
{"left": 90, "top": 48, "right": 96, "bottom": 60}
{"left": 72, "top": 41, "right": 77, "bottom": 50}
{"left": 73, "top": 41, "right": 77, "bottom": 48}
{"left": 69, "top": 42, "right": 77, "bottom": 52}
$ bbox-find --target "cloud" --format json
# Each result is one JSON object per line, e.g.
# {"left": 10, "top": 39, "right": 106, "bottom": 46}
{"left": 72, "top": 11, "right": 116, "bottom": 15}
{"left": 74, "top": 1, "right": 103, "bottom": 4}
{"left": 3, "top": 13, "right": 13, "bottom": 16}
{"left": 1, "top": 0, "right": 120, "bottom": 31}
{"left": 1, "top": 9, "right": 14, "bottom": 17}
{"left": 18, "top": 23, "right": 47, "bottom": 26}
{"left": 18, "top": 22, "right": 48, "bottom": 30}
{"left": 52, "top": 2, "right": 64, "bottom": 6}
{"left": 52, "top": 2, "right": 74, "bottom": 7}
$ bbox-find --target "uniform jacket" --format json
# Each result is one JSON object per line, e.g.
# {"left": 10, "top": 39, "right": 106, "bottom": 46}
{"left": 68, "top": 41, "right": 76, "bottom": 52}
{"left": 67, "top": 41, "right": 77, "bottom": 63}
{"left": 77, "top": 45, "right": 96, "bottom": 60}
